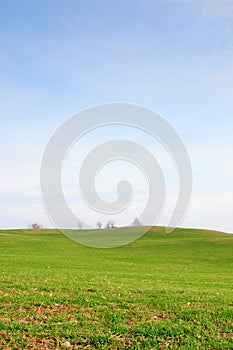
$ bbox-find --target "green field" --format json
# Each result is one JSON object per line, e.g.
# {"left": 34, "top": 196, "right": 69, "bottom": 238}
{"left": 0, "top": 227, "right": 232, "bottom": 349}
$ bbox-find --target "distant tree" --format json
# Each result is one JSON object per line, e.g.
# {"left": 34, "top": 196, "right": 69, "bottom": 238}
{"left": 132, "top": 217, "right": 142, "bottom": 226}
{"left": 97, "top": 221, "right": 102, "bottom": 229}
{"left": 77, "top": 221, "right": 83, "bottom": 229}
{"left": 31, "top": 223, "right": 43, "bottom": 229}
{"left": 106, "top": 220, "right": 115, "bottom": 228}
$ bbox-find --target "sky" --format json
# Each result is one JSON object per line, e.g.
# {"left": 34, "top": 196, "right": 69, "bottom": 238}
{"left": 0, "top": 0, "right": 233, "bottom": 232}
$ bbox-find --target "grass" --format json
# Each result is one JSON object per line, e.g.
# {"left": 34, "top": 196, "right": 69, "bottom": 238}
{"left": 0, "top": 226, "right": 233, "bottom": 349}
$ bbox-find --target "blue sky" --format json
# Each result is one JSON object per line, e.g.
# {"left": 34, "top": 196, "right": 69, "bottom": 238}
{"left": 0, "top": 0, "right": 233, "bottom": 232}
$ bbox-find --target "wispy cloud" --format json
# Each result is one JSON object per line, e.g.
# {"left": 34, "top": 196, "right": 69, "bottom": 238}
{"left": 163, "top": 0, "right": 233, "bottom": 18}
{"left": 202, "top": 0, "right": 233, "bottom": 18}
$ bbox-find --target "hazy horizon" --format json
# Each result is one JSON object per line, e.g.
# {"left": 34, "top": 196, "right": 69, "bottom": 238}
{"left": 1, "top": 0, "right": 233, "bottom": 233}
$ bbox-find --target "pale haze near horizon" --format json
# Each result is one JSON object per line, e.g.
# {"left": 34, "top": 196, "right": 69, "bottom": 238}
{"left": 0, "top": 0, "right": 233, "bottom": 233}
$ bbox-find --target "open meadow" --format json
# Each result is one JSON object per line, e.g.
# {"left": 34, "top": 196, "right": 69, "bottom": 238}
{"left": 0, "top": 227, "right": 232, "bottom": 349}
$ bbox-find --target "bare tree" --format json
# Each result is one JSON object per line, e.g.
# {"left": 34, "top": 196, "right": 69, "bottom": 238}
{"left": 97, "top": 221, "right": 102, "bottom": 229}
{"left": 77, "top": 221, "right": 83, "bottom": 229}
{"left": 106, "top": 220, "right": 115, "bottom": 228}
{"left": 31, "top": 223, "right": 43, "bottom": 229}
{"left": 132, "top": 217, "right": 142, "bottom": 226}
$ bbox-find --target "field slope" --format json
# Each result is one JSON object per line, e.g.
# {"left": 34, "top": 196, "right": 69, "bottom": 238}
{"left": 0, "top": 227, "right": 233, "bottom": 349}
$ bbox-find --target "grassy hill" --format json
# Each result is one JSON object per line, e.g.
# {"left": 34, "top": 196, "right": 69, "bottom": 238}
{"left": 0, "top": 227, "right": 232, "bottom": 349}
